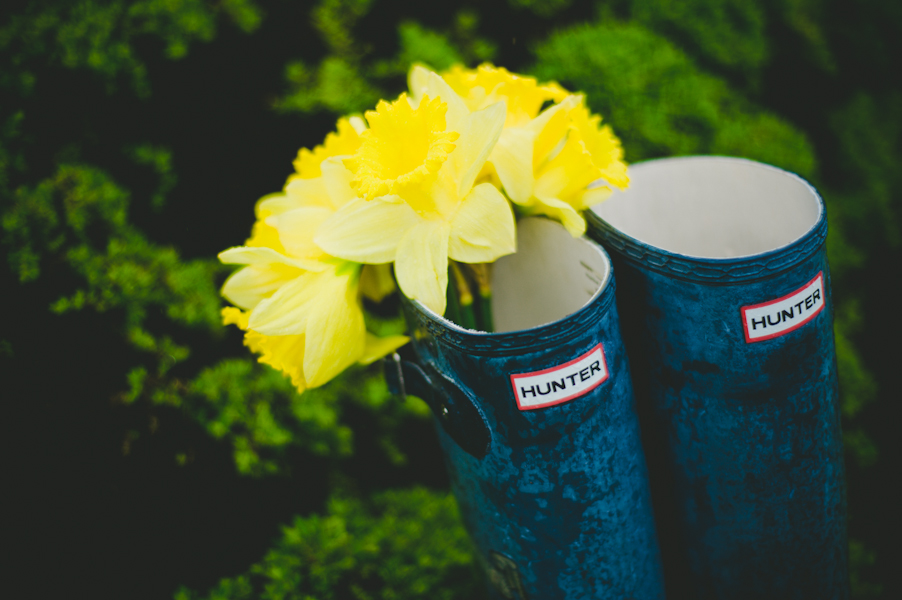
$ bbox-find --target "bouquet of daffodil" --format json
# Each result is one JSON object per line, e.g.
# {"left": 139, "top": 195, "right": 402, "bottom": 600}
{"left": 219, "top": 64, "right": 628, "bottom": 394}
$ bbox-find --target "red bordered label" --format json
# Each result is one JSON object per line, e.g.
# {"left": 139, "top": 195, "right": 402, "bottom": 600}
{"left": 741, "top": 272, "right": 825, "bottom": 343}
{"left": 510, "top": 343, "right": 609, "bottom": 411}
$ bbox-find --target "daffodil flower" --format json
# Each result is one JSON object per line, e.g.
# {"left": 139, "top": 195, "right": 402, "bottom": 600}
{"left": 487, "top": 93, "right": 629, "bottom": 236}
{"left": 315, "top": 67, "right": 516, "bottom": 316}
{"left": 217, "top": 64, "right": 629, "bottom": 390}
{"left": 221, "top": 260, "right": 406, "bottom": 391}
{"left": 441, "top": 63, "right": 569, "bottom": 127}
{"left": 219, "top": 145, "right": 407, "bottom": 392}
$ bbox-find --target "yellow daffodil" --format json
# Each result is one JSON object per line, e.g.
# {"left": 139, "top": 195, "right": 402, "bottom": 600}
{"left": 315, "top": 67, "right": 516, "bottom": 316}
{"left": 221, "top": 260, "right": 406, "bottom": 391}
{"left": 219, "top": 64, "right": 630, "bottom": 387}
{"left": 488, "top": 94, "right": 629, "bottom": 236}
{"left": 219, "top": 152, "right": 407, "bottom": 391}
{"left": 440, "top": 63, "right": 569, "bottom": 127}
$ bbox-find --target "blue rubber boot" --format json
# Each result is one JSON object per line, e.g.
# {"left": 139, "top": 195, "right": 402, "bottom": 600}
{"left": 387, "top": 218, "right": 665, "bottom": 600}
{"left": 587, "top": 156, "right": 849, "bottom": 599}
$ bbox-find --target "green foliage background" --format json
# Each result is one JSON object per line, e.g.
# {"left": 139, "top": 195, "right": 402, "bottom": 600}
{"left": 2, "top": 0, "right": 898, "bottom": 598}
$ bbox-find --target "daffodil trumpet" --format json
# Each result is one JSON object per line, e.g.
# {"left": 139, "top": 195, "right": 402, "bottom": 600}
{"left": 217, "top": 62, "right": 628, "bottom": 394}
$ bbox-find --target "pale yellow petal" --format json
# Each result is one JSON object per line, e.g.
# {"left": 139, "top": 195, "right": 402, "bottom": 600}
{"left": 221, "top": 263, "right": 301, "bottom": 310}
{"left": 218, "top": 246, "right": 327, "bottom": 272}
{"left": 268, "top": 207, "right": 332, "bottom": 259}
{"left": 255, "top": 193, "right": 297, "bottom": 220}
{"left": 579, "top": 185, "right": 614, "bottom": 211}
{"left": 302, "top": 273, "right": 366, "bottom": 387}
{"left": 528, "top": 95, "right": 581, "bottom": 168}
{"left": 488, "top": 127, "right": 535, "bottom": 204}
{"left": 247, "top": 270, "right": 325, "bottom": 335}
{"left": 395, "top": 219, "right": 450, "bottom": 316}
{"left": 533, "top": 163, "right": 569, "bottom": 201}
{"left": 319, "top": 157, "right": 358, "bottom": 210}
{"left": 358, "top": 333, "right": 409, "bottom": 365}
{"left": 359, "top": 263, "right": 396, "bottom": 302}
{"left": 444, "top": 100, "right": 507, "bottom": 199}
{"left": 533, "top": 197, "right": 587, "bottom": 237}
{"left": 408, "top": 65, "right": 469, "bottom": 130}
{"left": 282, "top": 176, "right": 334, "bottom": 210}
{"left": 348, "top": 115, "right": 367, "bottom": 134}
{"left": 315, "top": 197, "right": 419, "bottom": 263}
{"left": 448, "top": 183, "right": 517, "bottom": 263}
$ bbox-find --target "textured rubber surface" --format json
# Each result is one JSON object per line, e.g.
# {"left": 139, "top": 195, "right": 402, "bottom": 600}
{"left": 587, "top": 156, "right": 849, "bottom": 600}
{"left": 401, "top": 242, "right": 665, "bottom": 600}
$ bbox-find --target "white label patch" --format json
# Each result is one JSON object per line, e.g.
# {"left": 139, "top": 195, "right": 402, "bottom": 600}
{"left": 741, "top": 272, "right": 825, "bottom": 343}
{"left": 510, "top": 344, "right": 609, "bottom": 411}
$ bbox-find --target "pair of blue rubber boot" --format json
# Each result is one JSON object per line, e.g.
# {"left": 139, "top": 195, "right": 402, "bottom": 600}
{"left": 387, "top": 156, "right": 848, "bottom": 600}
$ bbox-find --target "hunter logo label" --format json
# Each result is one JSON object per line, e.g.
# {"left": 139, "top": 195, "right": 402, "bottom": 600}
{"left": 742, "top": 272, "right": 825, "bottom": 343}
{"left": 510, "top": 343, "right": 609, "bottom": 411}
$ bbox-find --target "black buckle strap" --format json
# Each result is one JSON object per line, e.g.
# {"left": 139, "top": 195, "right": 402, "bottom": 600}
{"left": 384, "top": 351, "right": 491, "bottom": 459}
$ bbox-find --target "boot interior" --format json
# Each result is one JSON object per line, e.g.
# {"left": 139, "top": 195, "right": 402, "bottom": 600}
{"left": 591, "top": 156, "right": 821, "bottom": 259}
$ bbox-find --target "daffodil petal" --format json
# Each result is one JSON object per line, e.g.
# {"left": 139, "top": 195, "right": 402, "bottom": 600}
{"left": 218, "top": 246, "right": 328, "bottom": 272}
{"left": 303, "top": 274, "right": 366, "bottom": 387}
{"left": 395, "top": 219, "right": 450, "bottom": 316}
{"left": 222, "top": 263, "right": 300, "bottom": 310}
{"left": 358, "top": 333, "right": 409, "bottom": 365}
{"left": 282, "top": 176, "right": 334, "bottom": 209}
{"left": 320, "top": 156, "right": 358, "bottom": 210}
{"left": 579, "top": 185, "right": 614, "bottom": 211}
{"left": 292, "top": 115, "right": 365, "bottom": 180}
{"left": 408, "top": 66, "right": 469, "bottom": 130}
{"left": 245, "top": 331, "right": 308, "bottom": 392}
{"left": 533, "top": 164, "right": 569, "bottom": 202}
{"left": 258, "top": 192, "right": 307, "bottom": 219}
{"left": 245, "top": 220, "right": 284, "bottom": 252}
{"left": 218, "top": 246, "right": 283, "bottom": 265}
{"left": 534, "top": 196, "right": 587, "bottom": 237}
{"left": 268, "top": 206, "right": 332, "bottom": 259}
{"left": 569, "top": 106, "right": 630, "bottom": 190}
{"left": 217, "top": 246, "right": 327, "bottom": 272}
{"left": 247, "top": 270, "right": 327, "bottom": 335}
{"left": 255, "top": 193, "right": 298, "bottom": 219}
{"left": 221, "top": 306, "right": 249, "bottom": 329}
{"left": 529, "top": 95, "right": 580, "bottom": 168}
{"left": 315, "top": 197, "right": 419, "bottom": 263}
{"left": 489, "top": 127, "right": 535, "bottom": 204}
{"left": 445, "top": 101, "right": 507, "bottom": 199}
{"left": 449, "top": 183, "right": 517, "bottom": 263}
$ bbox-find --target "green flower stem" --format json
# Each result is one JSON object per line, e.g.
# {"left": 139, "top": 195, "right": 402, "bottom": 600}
{"left": 468, "top": 263, "right": 494, "bottom": 333}
{"left": 450, "top": 262, "right": 477, "bottom": 330}
{"left": 446, "top": 269, "right": 463, "bottom": 327}
{"left": 479, "top": 292, "right": 494, "bottom": 333}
